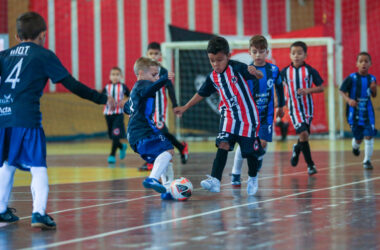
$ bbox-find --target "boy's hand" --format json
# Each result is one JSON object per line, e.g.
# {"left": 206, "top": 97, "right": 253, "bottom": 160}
{"left": 348, "top": 99, "right": 357, "bottom": 107}
{"left": 174, "top": 106, "right": 185, "bottom": 117}
{"left": 168, "top": 72, "right": 175, "bottom": 82}
{"left": 118, "top": 98, "right": 128, "bottom": 109}
{"left": 248, "top": 65, "right": 263, "bottom": 79}
{"left": 297, "top": 88, "right": 309, "bottom": 95}
{"left": 276, "top": 107, "right": 284, "bottom": 118}
{"left": 107, "top": 96, "right": 116, "bottom": 111}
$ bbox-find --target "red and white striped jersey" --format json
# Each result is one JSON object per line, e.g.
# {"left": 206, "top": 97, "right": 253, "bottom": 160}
{"left": 102, "top": 82, "right": 130, "bottom": 115}
{"left": 280, "top": 63, "right": 323, "bottom": 125}
{"left": 198, "top": 60, "right": 260, "bottom": 138}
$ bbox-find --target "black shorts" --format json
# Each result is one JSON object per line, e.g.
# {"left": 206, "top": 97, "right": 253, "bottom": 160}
{"left": 105, "top": 114, "right": 126, "bottom": 139}
{"left": 215, "top": 132, "right": 264, "bottom": 158}
{"left": 293, "top": 118, "right": 313, "bottom": 134}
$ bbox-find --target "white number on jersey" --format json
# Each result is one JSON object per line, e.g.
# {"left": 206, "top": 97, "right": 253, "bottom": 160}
{"left": 5, "top": 58, "right": 23, "bottom": 89}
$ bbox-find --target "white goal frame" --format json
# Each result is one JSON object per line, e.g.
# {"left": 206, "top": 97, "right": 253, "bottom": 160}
{"left": 162, "top": 37, "right": 342, "bottom": 140}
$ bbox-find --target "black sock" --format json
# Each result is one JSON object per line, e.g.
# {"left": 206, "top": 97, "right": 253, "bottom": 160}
{"left": 300, "top": 141, "right": 314, "bottom": 166}
{"left": 111, "top": 138, "right": 122, "bottom": 156}
{"left": 164, "top": 132, "right": 184, "bottom": 152}
{"left": 295, "top": 140, "right": 302, "bottom": 155}
{"left": 247, "top": 156, "right": 259, "bottom": 177}
{"left": 211, "top": 148, "right": 229, "bottom": 181}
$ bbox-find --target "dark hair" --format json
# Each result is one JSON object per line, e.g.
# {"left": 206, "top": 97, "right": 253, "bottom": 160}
{"left": 147, "top": 42, "right": 161, "bottom": 51}
{"left": 249, "top": 35, "right": 268, "bottom": 50}
{"left": 111, "top": 66, "right": 122, "bottom": 74}
{"left": 16, "top": 12, "right": 47, "bottom": 40}
{"left": 290, "top": 41, "right": 307, "bottom": 53}
{"left": 357, "top": 51, "right": 371, "bottom": 62}
{"left": 207, "top": 36, "right": 230, "bottom": 55}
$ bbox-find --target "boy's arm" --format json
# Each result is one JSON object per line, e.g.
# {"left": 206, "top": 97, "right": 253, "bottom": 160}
{"left": 141, "top": 76, "right": 171, "bottom": 97}
{"left": 339, "top": 90, "right": 357, "bottom": 107}
{"left": 298, "top": 66, "right": 324, "bottom": 95}
{"left": 247, "top": 65, "right": 264, "bottom": 79}
{"left": 174, "top": 94, "right": 204, "bottom": 117}
{"left": 370, "top": 80, "right": 377, "bottom": 97}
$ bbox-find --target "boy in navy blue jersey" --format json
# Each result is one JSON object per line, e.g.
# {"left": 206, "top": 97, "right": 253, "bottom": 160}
{"left": 175, "top": 36, "right": 264, "bottom": 195}
{"left": 102, "top": 66, "right": 130, "bottom": 164}
{"left": 340, "top": 52, "right": 377, "bottom": 169}
{"left": 138, "top": 42, "right": 188, "bottom": 171}
{"left": 0, "top": 12, "right": 115, "bottom": 229}
{"left": 124, "top": 57, "right": 175, "bottom": 197}
{"left": 231, "top": 35, "right": 285, "bottom": 187}
{"left": 280, "top": 41, "right": 324, "bottom": 175}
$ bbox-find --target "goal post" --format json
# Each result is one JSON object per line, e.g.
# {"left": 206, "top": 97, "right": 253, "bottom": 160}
{"left": 162, "top": 37, "right": 342, "bottom": 141}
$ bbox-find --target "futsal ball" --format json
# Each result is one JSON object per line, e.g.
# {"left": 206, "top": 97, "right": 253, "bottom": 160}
{"left": 169, "top": 177, "right": 193, "bottom": 201}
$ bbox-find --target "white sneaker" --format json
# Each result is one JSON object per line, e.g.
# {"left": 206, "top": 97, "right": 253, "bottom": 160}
{"left": 200, "top": 175, "right": 220, "bottom": 192}
{"left": 247, "top": 176, "right": 258, "bottom": 196}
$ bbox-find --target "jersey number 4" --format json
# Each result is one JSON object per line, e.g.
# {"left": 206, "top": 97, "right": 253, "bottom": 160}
{"left": 5, "top": 58, "right": 23, "bottom": 89}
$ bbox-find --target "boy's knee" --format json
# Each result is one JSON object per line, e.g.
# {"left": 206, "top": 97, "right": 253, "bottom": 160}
{"left": 365, "top": 136, "right": 372, "bottom": 140}
{"left": 218, "top": 142, "right": 230, "bottom": 151}
{"left": 299, "top": 131, "right": 309, "bottom": 142}
{"left": 167, "top": 149, "right": 174, "bottom": 156}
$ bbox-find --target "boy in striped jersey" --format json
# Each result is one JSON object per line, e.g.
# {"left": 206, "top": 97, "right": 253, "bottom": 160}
{"left": 139, "top": 42, "right": 188, "bottom": 171}
{"left": 102, "top": 67, "right": 130, "bottom": 164}
{"left": 339, "top": 52, "right": 377, "bottom": 169}
{"left": 231, "top": 35, "right": 285, "bottom": 187}
{"left": 280, "top": 41, "right": 324, "bottom": 175}
{"left": 175, "top": 36, "right": 264, "bottom": 195}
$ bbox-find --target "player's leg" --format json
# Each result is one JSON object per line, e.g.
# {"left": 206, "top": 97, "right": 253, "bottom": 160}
{"left": 351, "top": 125, "right": 363, "bottom": 157}
{"left": 290, "top": 119, "right": 303, "bottom": 167}
{"left": 231, "top": 145, "right": 243, "bottom": 186}
{"left": 160, "top": 162, "right": 174, "bottom": 200}
{"left": 363, "top": 125, "right": 376, "bottom": 169}
{"left": 115, "top": 114, "right": 128, "bottom": 160}
{"left": 160, "top": 124, "right": 188, "bottom": 164}
{"left": 298, "top": 124, "right": 317, "bottom": 175}
{"left": 0, "top": 162, "right": 18, "bottom": 223}
{"left": 106, "top": 115, "right": 117, "bottom": 164}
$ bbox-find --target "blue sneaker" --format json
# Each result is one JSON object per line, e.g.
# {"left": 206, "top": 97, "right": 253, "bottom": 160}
{"left": 119, "top": 144, "right": 128, "bottom": 159}
{"left": 0, "top": 207, "right": 19, "bottom": 223}
{"left": 31, "top": 213, "right": 56, "bottom": 230}
{"left": 161, "top": 192, "right": 174, "bottom": 200}
{"left": 108, "top": 155, "right": 116, "bottom": 164}
{"left": 142, "top": 178, "right": 166, "bottom": 193}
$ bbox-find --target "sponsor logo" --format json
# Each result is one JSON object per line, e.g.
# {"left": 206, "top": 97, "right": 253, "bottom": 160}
{"left": 0, "top": 94, "right": 13, "bottom": 104}
{"left": 267, "top": 79, "right": 274, "bottom": 89}
{"left": 0, "top": 106, "right": 11, "bottom": 116}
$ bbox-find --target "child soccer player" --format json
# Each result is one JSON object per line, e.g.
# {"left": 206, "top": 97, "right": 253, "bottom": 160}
{"left": 280, "top": 41, "right": 324, "bottom": 175}
{"left": 138, "top": 42, "right": 188, "bottom": 171}
{"left": 0, "top": 12, "right": 115, "bottom": 229}
{"left": 102, "top": 66, "right": 130, "bottom": 164}
{"left": 124, "top": 57, "right": 175, "bottom": 198}
{"left": 231, "top": 35, "right": 285, "bottom": 186}
{"left": 339, "top": 52, "right": 377, "bottom": 169}
{"left": 174, "top": 36, "right": 264, "bottom": 195}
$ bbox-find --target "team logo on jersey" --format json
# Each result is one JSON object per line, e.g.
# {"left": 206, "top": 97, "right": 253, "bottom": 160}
{"left": 156, "top": 121, "right": 164, "bottom": 129}
{"left": 304, "top": 77, "right": 309, "bottom": 82}
{"left": 253, "top": 139, "right": 259, "bottom": 151}
{"left": 113, "top": 128, "right": 120, "bottom": 136}
{"left": 267, "top": 79, "right": 274, "bottom": 89}
{"left": 231, "top": 76, "right": 238, "bottom": 84}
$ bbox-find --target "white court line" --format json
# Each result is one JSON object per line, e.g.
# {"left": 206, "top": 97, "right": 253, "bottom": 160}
{"left": 22, "top": 176, "right": 380, "bottom": 250}
{"left": 16, "top": 159, "right": 378, "bottom": 220}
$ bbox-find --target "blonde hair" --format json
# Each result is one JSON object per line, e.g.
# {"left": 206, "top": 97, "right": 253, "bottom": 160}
{"left": 133, "top": 57, "right": 160, "bottom": 76}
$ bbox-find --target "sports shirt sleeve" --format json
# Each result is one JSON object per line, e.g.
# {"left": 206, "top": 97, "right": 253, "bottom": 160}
{"left": 198, "top": 75, "right": 216, "bottom": 97}
{"left": 274, "top": 67, "right": 285, "bottom": 107}
{"left": 140, "top": 76, "right": 169, "bottom": 97}
{"left": 339, "top": 76, "right": 352, "bottom": 93}
{"left": 235, "top": 61, "right": 257, "bottom": 81}
{"left": 310, "top": 67, "right": 324, "bottom": 86}
{"left": 166, "top": 81, "right": 178, "bottom": 108}
{"left": 123, "top": 84, "right": 130, "bottom": 97}
{"left": 44, "top": 50, "right": 70, "bottom": 83}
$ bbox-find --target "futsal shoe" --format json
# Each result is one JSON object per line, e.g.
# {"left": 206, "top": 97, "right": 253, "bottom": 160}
{"left": 200, "top": 175, "right": 220, "bottom": 192}
{"left": 231, "top": 174, "right": 241, "bottom": 187}
{"left": 31, "top": 213, "right": 56, "bottom": 230}
{"left": 363, "top": 161, "right": 373, "bottom": 170}
{"left": 139, "top": 162, "right": 153, "bottom": 171}
{"left": 119, "top": 143, "right": 128, "bottom": 159}
{"left": 0, "top": 207, "right": 19, "bottom": 223}
{"left": 247, "top": 176, "right": 259, "bottom": 196}
{"left": 161, "top": 192, "right": 174, "bottom": 200}
{"left": 290, "top": 144, "right": 300, "bottom": 167}
{"left": 142, "top": 178, "right": 167, "bottom": 193}
{"left": 107, "top": 155, "right": 116, "bottom": 164}
{"left": 352, "top": 147, "right": 360, "bottom": 156}
{"left": 180, "top": 142, "right": 189, "bottom": 164}
{"left": 308, "top": 165, "right": 318, "bottom": 175}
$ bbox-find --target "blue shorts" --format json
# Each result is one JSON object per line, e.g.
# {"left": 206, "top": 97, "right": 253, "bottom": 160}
{"left": 351, "top": 124, "right": 377, "bottom": 140}
{"left": 215, "top": 132, "right": 264, "bottom": 158}
{"left": 258, "top": 124, "right": 273, "bottom": 142}
{"left": 0, "top": 127, "right": 47, "bottom": 171}
{"left": 131, "top": 134, "right": 173, "bottom": 163}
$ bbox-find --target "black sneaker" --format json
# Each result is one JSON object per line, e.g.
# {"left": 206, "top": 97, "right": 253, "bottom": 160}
{"left": 352, "top": 147, "right": 360, "bottom": 156}
{"left": 290, "top": 144, "right": 300, "bottom": 167}
{"left": 0, "top": 207, "right": 19, "bottom": 223}
{"left": 138, "top": 162, "right": 153, "bottom": 171}
{"left": 363, "top": 161, "right": 373, "bottom": 170}
{"left": 180, "top": 142, "right": 189, "bottom": 164}
{"left": 308, "top": 165, "right": 318, "bottom": 175}
{"left": 31, "top": 213, "right": 56, "bottom": 230}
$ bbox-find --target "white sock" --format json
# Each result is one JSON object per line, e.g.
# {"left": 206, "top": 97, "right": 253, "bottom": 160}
{"left": 352, "top": 138, "right": 360, "bottom": 149}
{"left": 150, "top": 151, "right": 172, "bottom": 180}
{"left": 364, "top": 138, "right": 374, "bottom": 163}
{"left": 0, "top": 162, "right": 17, "bottom": 213}
{"left": 161, "top": 162, "right": 174, "bottom": 191}
{"left": 232, "top": 146, "right": 244, "bottom": 175}
{"left": 30, "top": 167, "right": 49, "bottom": 215}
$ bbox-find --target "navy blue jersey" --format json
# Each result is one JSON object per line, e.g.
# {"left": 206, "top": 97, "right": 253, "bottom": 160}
{"left": 340, "top": 72, "right": 376, "bottom": 126}
{"left": 0, "top": 42, "right": 69, "bottom": 128}
{"left": 249, "top": 63, "right": 284, "bottom": 125}
{"left": 124, "top": 76, "right": 169, "bottom": 146}
{"left": 197, "top": 60, "right": 260, "bottom": 137}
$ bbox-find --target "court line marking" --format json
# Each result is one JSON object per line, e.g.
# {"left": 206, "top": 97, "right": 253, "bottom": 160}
{"left": 16, "top": 159, "right": 378, "bottom": 220}
{"left": 23, "top": 176, "right": 380, "bottom": 250}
